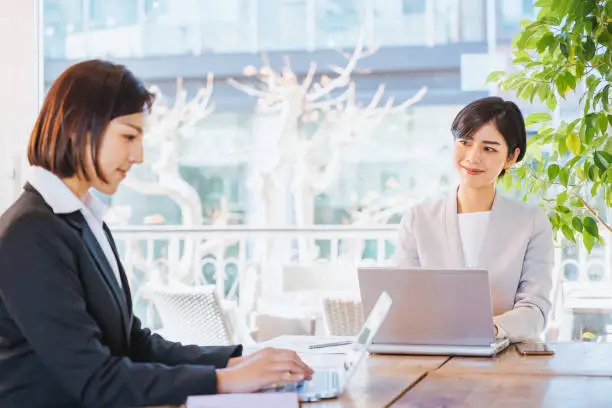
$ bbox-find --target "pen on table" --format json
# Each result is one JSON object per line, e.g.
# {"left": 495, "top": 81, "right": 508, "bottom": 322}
{"left": 308, "top": 341, "right": 353, "bottom": 350}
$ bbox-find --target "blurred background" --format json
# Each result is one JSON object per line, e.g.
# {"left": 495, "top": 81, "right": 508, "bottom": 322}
{"left": 27, "top": 0, "right": 612, "bottom": 344}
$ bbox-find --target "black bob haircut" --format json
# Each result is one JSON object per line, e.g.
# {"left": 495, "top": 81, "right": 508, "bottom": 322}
{"left": 451, "top": 96, "right": 527, "bottom": 176}
{"left": 28, "top": 59, "right": 155, "bottom": 183}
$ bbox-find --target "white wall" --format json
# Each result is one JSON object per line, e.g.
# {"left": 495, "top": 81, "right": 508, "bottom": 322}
{"left": 0, "top": 0, "right": 41, "bottom": 213}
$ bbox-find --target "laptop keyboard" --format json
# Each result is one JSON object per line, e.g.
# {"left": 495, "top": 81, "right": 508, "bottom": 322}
{"left": 281, "top": 370, "right": 340, "bottom": 394}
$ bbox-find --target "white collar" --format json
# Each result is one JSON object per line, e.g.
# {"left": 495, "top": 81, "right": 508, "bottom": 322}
{"left": 27, "top": 166, "right": 109, "bottom": 223}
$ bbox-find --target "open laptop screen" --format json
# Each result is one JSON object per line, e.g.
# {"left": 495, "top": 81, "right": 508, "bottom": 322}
{"left": 341, "top": 291, "right": 392, "bottom": 385}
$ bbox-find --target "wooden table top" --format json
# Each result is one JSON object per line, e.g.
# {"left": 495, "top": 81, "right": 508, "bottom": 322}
{"left": 437, "top": 342, "right": 612, "bottom": 377}
{"left": 301, "top": 354, "right": 449, "bottom": 408}
{"left": 393, "top": 372, "right": 612, "bottom": 408}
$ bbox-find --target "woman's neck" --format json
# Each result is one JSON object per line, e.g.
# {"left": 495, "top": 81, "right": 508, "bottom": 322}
{"left": 62, "top": 176, "right": 90, "bottom": 200}
{"left": 457, "top": 184, "right": 496, "bottom": 214}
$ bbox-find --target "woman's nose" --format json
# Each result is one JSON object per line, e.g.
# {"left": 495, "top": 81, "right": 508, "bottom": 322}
{"left": 465, "top": 146, "right": 482, "bottom": 163}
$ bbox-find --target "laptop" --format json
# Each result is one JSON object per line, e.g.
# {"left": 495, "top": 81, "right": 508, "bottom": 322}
{"left": 266, "top": 291, "right": 392, "bottom": 402}
{"left": 358, "top": 267, "right": 511, "bottom": 357}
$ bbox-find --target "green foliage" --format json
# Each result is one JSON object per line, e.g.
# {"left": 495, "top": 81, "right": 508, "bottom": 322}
{"left": 488, "top": 0, "right": 611, "bottom": 252}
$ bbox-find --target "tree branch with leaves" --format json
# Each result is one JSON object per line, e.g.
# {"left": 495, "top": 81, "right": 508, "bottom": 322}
{"left": 488, "top": 0, "right": 612, "bottom": 252}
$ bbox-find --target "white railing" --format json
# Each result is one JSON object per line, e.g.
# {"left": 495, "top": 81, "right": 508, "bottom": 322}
{"left": 111, "top": 225, "right": 612, "bottom": 330}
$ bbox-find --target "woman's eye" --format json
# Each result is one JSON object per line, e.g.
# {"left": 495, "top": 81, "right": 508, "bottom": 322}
{"left": 124, "top": 135, "right": 137, "bottom": 141}
{"left": 484, "top": 147, "right": 497, "bottom": 152}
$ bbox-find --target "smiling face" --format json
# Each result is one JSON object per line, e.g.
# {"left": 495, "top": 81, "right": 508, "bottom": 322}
{"left": 84, "top": 112, "right": 145, "bottom": 195}
{"left": 454, "top": 121, "right": 519, "bottom": 189}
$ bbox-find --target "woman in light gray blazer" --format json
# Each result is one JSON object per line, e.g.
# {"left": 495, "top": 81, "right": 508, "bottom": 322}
{"left": 395, "top": 97, "right": 554, "bottom": 342}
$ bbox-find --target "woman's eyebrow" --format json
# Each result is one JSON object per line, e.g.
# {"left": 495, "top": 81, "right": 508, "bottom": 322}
{"left": 120, "top": 123, "right": 143, "bottom": 134}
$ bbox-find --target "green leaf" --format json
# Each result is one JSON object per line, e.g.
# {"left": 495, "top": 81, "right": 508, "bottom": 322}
{"left": 582, "top": 38, "right": 596, "bottom": 61}
{"left": 598, "top": 150, "right": 612, "bottom": 165}
{"left": 564, "top": 71, "right": 576, "bottom": 91}
{"left": 537, "top": 85, "right": 549, "bottom": 103}
{"left": 584, "top": 126, "right": 595, "bottom": 144}
{"left": 572, "top": 217, "right": 583, "bottom": 232}
{"left": 555, "top": 75, "right": 567, "bottom": 96}
{"left": 536, "top": 32, "right": 556, "bottom": 52}
{"left": 561, "top": 224, "right": 575, "bottom": 242}
{"left": 583, "top": 216, "right": 599, "bottom": 238}
{"left": 486, "top": 70, "right": 506, "bottom": 83}
{"left": 547, "top": 163, "right": 560, "bottom": 181}
{"left": 560, "top": 41, "right": 570, "bottom": 58}
{"left": 559, "top": 167, "right": 570, "bottom": 187}
{"left": 594, "top": 151, "right": 610, "bottom": 171}
{"left": 546, "top": 93, "right": 557, "bottom": 110}
{"left": 556, "top": 190, "right": 569, "bottom": 205}
{"left": 587, "top": 165, "right": 598, "bottom": 182}
{"left": 525, "top": 112, "right": 552, "bottom": 127}
{"left": 555, "top": 205, "right": 571, "bottom": 214}
{"left": 514, "top": 50, "right": 532, "bottom": 63}
{"left": 598, "top": 113, "right": 609, "bottom": 135}
{"left": 558, "top": 137, "right": 568, "bottom": 156}
{"left": 583, "top": 230, "right": 595, "bottom": 253}
{"left": 566, "top": 133, "right": 581, "bottom": 155}
{"left": 501, "top": 174, "right": 513, "bottom": 191}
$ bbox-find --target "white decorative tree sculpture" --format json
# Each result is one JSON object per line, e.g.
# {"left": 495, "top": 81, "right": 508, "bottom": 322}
{"left": 122, "top": 74, "right": 217, "bottom": 285}
{"left": 229, "top": 35, "right": 427, "bottom": 262}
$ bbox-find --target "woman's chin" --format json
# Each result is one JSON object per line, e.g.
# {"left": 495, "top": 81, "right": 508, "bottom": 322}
{"left": 93, "top": 182, "right": 120, "bottom": 196}
{"left": 460, "top": 177, "right": 494, "bottom": 189}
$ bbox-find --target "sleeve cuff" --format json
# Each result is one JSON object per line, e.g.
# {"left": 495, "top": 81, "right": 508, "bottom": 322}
{"left": 495, "top": 324, "right": 508, "bottom": 339}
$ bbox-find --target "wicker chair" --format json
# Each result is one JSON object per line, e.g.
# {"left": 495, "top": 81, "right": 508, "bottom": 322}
{"left": 147, "top": 284, "right": 234, "bottom": 346}
{"left": 322, "top": 296, "right": 364, "bottom": 336}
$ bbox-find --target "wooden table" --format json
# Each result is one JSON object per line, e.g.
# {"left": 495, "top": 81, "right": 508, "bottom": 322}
{"left": 436, "top": 342, "right": 612, "bottom": 377}
{"left": 393, "top": 372, "right": 612, "bottom": 408}
{"left": 301, "top": 354, "right": 449, "bottom": 408}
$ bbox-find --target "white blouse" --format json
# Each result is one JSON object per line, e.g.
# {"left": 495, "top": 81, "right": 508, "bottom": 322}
{"left": 458, "top": 211, "right": 491, "bottom": 268}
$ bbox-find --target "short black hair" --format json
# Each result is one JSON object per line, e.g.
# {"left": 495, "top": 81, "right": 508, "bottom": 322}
{"left": 28, "top": 59, "right": 155, "bottom": 182}
{"left": 451, "top": 96, "right": 527, "bottom": 176}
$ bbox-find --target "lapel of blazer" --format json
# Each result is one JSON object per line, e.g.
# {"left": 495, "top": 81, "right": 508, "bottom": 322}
{"left": 102, "top": 224, "right": 134, "bottom": 321}
{"left": 478, "top": 192, "right": 510, "bottom": 268}
{"left": 60, "top": 212, "right": 130, "bottom": 341}
{"left": 443, "top": 188, "right": 466, "bottom": 267}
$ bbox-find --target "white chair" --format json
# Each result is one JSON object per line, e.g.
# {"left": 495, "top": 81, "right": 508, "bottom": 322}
{"left": 281, "top": 263, "right": 360, "bottom": 335}
{"left": 146, "top": 284, "right": 235, "bottom": 346}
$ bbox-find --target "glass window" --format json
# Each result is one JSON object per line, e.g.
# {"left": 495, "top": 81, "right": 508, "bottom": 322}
{"left": 257, "top": 0, "right": 308, "bottom": 51}
{"left": 89, "top": 0, "right": 138, "bottom": 29}
{"left": 315, "top": 0, "right": 364, "bottom": 48}
{"left": 43, "top": 0, "right": 83, "bottom": 58}
{"left": 402, "top": 0, "right": 426, "bottom": 14}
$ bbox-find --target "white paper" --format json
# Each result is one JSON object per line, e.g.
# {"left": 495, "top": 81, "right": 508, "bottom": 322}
{"left": 253, "top": 335, "right": 355, "bottom": 354}
{"left": 186, "top": 392, "right": 298, "bottom": 408}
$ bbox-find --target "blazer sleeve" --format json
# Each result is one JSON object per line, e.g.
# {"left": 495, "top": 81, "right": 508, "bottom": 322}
{"left": 129, "top": 316, "right": 242, "bottom": 368}
{"left": 393, "top": 207, "right": 421, "bottom": 267}
{"left": 494, "top": 209, "right": 554, "bottom": 342}
{"left": 0, "top": 215, "right": 220, "bottom": 407}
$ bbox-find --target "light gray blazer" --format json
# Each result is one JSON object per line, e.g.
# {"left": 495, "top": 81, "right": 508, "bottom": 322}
{"left": 394, "top": 190, "right": 554, "bottom": 342}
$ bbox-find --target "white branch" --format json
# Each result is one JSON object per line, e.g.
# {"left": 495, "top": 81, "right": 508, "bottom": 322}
{"left": 306, "top": 32, "right": 365, "bottom": 102}
{"left": 300, "top": 61, "right": 318, "bottom": 93}
{"left": 227, "top": 78, "right": 268, "bottom": 98}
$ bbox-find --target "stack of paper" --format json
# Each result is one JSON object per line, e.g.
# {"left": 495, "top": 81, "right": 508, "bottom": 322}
{"left": 186, "top": 392, "right": 298, "bottom": 408}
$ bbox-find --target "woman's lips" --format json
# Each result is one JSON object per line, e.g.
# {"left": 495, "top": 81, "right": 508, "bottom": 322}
{"left": 462, "top": 166, "right": 484, "bottom": 175}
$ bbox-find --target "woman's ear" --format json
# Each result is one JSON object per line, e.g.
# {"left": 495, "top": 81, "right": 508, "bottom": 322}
{"left": 505, "top": 147, "right": 520, "bottom": 170}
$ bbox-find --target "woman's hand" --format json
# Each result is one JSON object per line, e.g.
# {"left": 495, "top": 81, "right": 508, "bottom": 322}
{"left": 217, "top": 348, "right": 314, "bottom": 394}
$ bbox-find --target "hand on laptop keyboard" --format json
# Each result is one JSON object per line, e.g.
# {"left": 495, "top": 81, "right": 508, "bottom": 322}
{"left": 217, "top": 347, "right": 314, "bottom": 393}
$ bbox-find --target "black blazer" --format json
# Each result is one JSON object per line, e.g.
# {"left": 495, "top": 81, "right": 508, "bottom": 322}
{"left": 0, "top": 184, "right": 242, "bottom": 408}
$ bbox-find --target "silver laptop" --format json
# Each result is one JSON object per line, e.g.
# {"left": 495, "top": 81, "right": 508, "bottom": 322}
{"left": 266, "top": 291, "right": 392, "bottom": 402}
{"left": 358, "top": 267, "right": 510, "bottom": 357}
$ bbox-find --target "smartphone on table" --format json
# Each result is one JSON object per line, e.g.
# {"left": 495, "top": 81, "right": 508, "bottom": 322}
{"left": 515, "top": 342, "right": 555, "bottom": 356}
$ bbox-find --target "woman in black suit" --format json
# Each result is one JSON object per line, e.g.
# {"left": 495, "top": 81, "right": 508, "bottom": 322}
{"left": 0, "top": 60, "right": 312, "bottom": 408}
